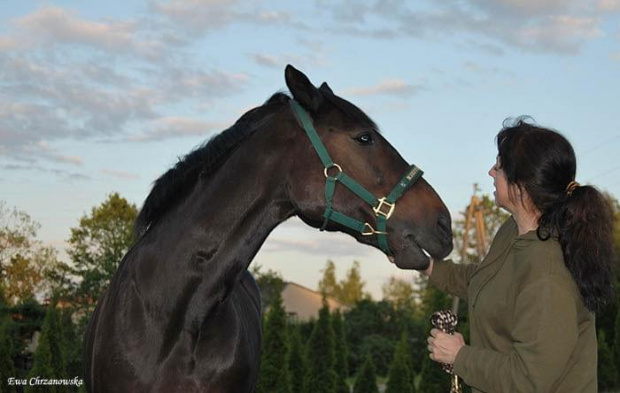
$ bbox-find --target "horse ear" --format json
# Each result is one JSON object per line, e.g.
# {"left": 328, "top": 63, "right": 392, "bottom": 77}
{"left": 319, "top": 82, "right": 333, "bottom": 95}
{"left": 285, "top": 65, "right": 322, "bottom": 112}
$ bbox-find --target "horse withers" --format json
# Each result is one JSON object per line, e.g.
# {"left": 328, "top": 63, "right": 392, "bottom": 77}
{"left": 84, "top": 65, "right": 453, "bottom": 392}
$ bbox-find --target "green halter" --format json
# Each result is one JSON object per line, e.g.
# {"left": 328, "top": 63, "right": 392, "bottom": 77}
{"left": 290, "top": 99, "right": 423, "bottom": 256}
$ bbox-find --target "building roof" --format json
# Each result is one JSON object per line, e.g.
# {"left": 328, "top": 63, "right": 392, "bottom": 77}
{"left": 280, "top": 282, "right": 349, "bottom": 322}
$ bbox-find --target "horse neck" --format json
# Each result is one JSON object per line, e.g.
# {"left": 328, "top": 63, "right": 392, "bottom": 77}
{"left": 134, "top": 120, "right": 294, "bottom": 324}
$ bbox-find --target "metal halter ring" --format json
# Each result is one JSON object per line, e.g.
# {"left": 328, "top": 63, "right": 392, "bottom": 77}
{"left": 324, "top": 163, "right": 343, "bottom": 179}
{"left": 373, "top": 197, "right": 395, "bottom": 219}
{"left": 361, "top": 223, "right": 388, "bottom": 236}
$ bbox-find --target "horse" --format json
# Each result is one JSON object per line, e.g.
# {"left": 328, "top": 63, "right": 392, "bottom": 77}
{"left": 84, "top": 65, "right": 453, "bottom": 392}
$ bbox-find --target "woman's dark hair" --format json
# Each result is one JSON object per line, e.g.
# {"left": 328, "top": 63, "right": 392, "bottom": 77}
{"left": 496, "top": 116, "right": 615, "bottom": 312}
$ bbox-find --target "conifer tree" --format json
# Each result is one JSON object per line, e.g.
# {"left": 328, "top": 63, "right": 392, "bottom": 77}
{"left": 386, "top": 332, "right": 415, "bottom": 393}
{"left": 332, "top": 309, "right": 349, "bottom": 393}
{"left": 0, "top": 304, "right": 16, "bottom": 393}
{"left": 257, "top": 293, "right": 290, "bottom": 393}
{"left": 352, "top": 353, "right": 378, "bottom": 393}
{"left": 288, "top": 324, "right": 307, "bottom": 393}
{"left": 305, "top": 299, "right": 336, "bottom": 393}
{"left": 613, "top": 299, "right": 620, "bottom": 389}
{"left": 26, "top": 303, "right": 67, "bottom": 393}
{"left": 418, "top": 284, "right": 452, "bottom": 393}
{"left": 598, "top": 330, "right": 617, "bottom": 391}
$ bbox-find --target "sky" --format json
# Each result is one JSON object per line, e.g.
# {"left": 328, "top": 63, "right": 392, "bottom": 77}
{"left": 1, "top": 0, "right": 619, "bottom": 299}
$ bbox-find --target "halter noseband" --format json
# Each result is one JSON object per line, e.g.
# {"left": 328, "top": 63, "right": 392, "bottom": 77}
{"left": 290, "top": 99, "right": 423, "bottom": 256}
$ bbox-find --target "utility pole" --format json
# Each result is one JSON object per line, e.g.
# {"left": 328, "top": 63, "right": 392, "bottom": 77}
{"left": 451, "top": 184, "right": 487, "bottom": 314}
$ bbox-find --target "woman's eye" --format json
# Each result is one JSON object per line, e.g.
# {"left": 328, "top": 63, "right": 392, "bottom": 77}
{"left": 354, "top": 133, "right": 374, "bottom": 146}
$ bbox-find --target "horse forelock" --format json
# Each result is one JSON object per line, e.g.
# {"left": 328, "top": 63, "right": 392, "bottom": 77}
{"left": 134, "top": 92, "right": 291, "bottom": 237}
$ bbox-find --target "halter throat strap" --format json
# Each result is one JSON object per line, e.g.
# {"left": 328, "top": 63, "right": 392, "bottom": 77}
{"left": 290, "top": 99, "right": 423, "bottom": 256}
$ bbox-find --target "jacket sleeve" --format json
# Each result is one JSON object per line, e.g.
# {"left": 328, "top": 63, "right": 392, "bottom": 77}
{"left": 453, "top": 274, "right": 579, "bottom": 392}
{"left": 428, "top": 259, "right": 478, "bottom": 301}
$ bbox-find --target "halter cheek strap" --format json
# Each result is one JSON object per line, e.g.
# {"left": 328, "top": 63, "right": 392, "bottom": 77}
{"left": 290, "top": 99, "right": 423, "bottom": 256}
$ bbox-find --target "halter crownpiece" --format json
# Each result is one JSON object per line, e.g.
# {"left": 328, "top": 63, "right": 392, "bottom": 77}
{"left": 566, "top": 180, "right": 580, "bottom": 196}
{"left": 289, "top": 99, "right": 423, "bottom": 257}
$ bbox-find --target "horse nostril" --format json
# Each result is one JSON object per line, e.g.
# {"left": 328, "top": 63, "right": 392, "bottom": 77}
{"left": 437, "top": 213, "right": 452, "bottom": 239}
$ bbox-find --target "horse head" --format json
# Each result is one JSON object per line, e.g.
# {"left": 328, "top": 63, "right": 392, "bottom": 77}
{"left": 283, "top": 65, "right": 452, "bottom": 270}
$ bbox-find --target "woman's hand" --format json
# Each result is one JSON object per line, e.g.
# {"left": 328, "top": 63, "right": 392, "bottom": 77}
{"left": 427, "top": 328, "right": 465, "bottom": 364}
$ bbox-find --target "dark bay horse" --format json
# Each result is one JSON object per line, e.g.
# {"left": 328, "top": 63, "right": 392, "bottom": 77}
{"left": 84, "top": 65, "right": 453, "bottom": 392}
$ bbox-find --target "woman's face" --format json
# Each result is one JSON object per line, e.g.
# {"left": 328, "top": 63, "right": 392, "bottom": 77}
{"left": 489, "top": 156, "right": 514, "bottom": 212}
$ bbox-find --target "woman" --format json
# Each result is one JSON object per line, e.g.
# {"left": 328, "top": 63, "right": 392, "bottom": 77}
{"left": 425, "top": 118, "right": 615, "bottom": 392}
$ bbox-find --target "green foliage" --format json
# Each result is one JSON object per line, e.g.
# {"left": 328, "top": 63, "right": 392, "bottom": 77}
{"left": 352, "top": 353, "right": 378, "bottom": 393}
{"left": 417, "top": 348, "right": 451, "bottom": 393}
{"left": 382, "top": 277, "right": 417, "bottom": 311}
{"left": 332, "top": 309, "right": 349, "bottom": 393}
{"left": 257, "top": 293, "right": 290, "bottom": 393}
{"left": 319, "top": 260, "right": 340, "bottom": 299}
{"left": 288, "top": 324, "right": 307, "bottom": 393}
{"left": 251, "top": 265, "right": 286, "bottom": 314}
{"left": 0, "top": 201, "right": 59, "bottom": 305}
{"left": 26, "top": 304, "right": 67, "bottom": 393}
{"left": 597, "top": 330, "right": 617, "bottom": 391}
{"left": 339, "top": 261, "right": 366, "bottom": 306}
{"left": 305, "top": 299, "right": 336, "bottom": 393}
{"left": 386, "top": 332, "right": 415, "bottom": 393}
{"left": 0, "top": 313, "right": 16, "bottom": 393}
{"left": 417, "top": 285, "right": 453, "bottom": 393}
{"left": 614, "top": 296, "right": 620, "bottom": 389}
{"left": 318, "top": 260, "right": 368, "bottom": 306}
{"left": 65, "top": 192, "right": 137, "bottom": 309}
{"left": 344, "top": 299, "right": 413, "bottom": 376}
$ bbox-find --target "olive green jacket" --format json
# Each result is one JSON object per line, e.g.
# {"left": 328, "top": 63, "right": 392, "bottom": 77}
{"left": 429, "top": 217, "right": 597, "bottom": 393}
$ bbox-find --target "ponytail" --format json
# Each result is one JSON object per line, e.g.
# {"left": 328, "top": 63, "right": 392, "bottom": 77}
{"left": 539, "top": 185, "right": 615, "bottom": 312}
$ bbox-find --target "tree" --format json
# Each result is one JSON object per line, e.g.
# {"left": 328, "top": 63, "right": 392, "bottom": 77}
{"left": 417, "top": 284, "right": 452, "bottom": 393}
{"left": 257, "top": 293, "right": 291, "bottom": 393}
{"left": 352, "top": 353, "right": 378, "bottom": 393}
{"left": 318, "top": 260, "right": 340, "bottom": 299}
{"left": 0, "top": 293, "right": 16, "bottom": 393}
{"left": 339, "top": 261, "right": 366, "bottom": 306}
{"left": 0, "top": 202, "right": 59, "bottom": 305}
{"left": 65, "top": 192, "right": 137, "bottom": 309}
{"left": 288, "top": 324, "right": 307, "bottom": 393}
{"left": 382, "top": 276, "right": 417, "bottom": 311}
{"left": 332, "top": 309, "right": 349, "bottom": 393}
{"left": 597, "top": 330, "right": 617, "bottom": 391}
{"left": 305, "top": 299, "right": 336, "bottom": 393}
{"left": 26, "top": 303, "right": 67, "bottom": 393}
{"left": 386, "top": 332, "right": 415, "bottom": 393}
{"left": 614, "top": 299, "right": 620, "bottom": 389}
{"left": 251, "top": 265, "right": 286, "bottom": 314}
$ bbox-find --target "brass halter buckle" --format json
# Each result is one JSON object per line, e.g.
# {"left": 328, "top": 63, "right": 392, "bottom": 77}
{"left": 373, "top": 197, "right": 395, "bottom": 219}
{"left": 361, "top": 223, "right": 388, "bottom": 236}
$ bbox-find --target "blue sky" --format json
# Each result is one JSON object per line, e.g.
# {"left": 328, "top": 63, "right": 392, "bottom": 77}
{"left": 1, "top": 0, "right": 619, "bottom": 298}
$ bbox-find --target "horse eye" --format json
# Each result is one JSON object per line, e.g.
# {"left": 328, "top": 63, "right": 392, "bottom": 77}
{"left": 354, "top": 133, "right": 374, "bottom": 146}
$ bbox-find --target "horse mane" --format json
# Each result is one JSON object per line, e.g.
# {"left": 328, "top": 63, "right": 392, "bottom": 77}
{"left": 134, "top": 92, "right": 291, "bottom": 237}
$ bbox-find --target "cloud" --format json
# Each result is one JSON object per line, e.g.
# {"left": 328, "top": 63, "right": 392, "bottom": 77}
{"left": 597, "top": 0, "right": 620, "bottom": 11}
{"left": 345, "top": 79, "right": 424, "bottom": 97}
{"left": 100, "top": 169, "right": 141, "bottom": 180}
{"left": 251, "top": 53, "right": 280, "bottom": 68}
{"left": 13, "top": 6, "right": 137, "bottom": 53}
{"left": 317, "top": 0, "right": 611, "bottom": 55}
{"left": 150, "top": 0, "right": 305, "bottom": 36}
{"left": 0, "top": 5, "right": 251, "bottom": 169}
{"left": 2, "top": 164, "right": 89, "bottom": 181}
{"left": 130, "top": 116, "right": 226, "bottom": 142}
{"left": 262, "top": 236, "right": 374, "bottom": 258}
